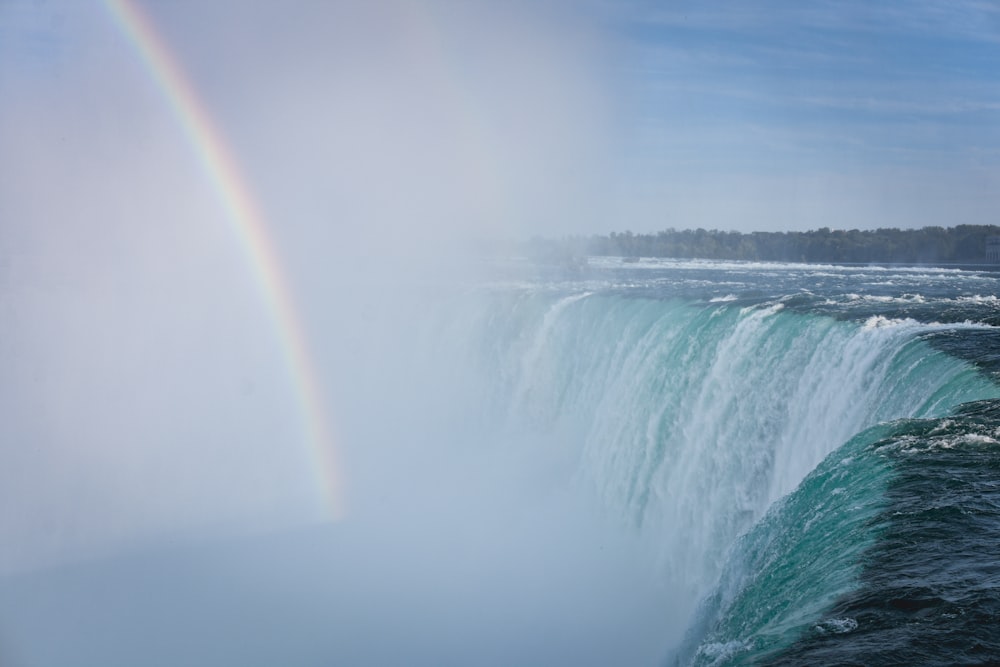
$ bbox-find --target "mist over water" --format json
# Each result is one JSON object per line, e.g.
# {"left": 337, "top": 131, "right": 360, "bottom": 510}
{"left": 0, "top": 2, "right": 674, "bottom": 665}
{"left": 0, "top": 0, "right": 612, "bottom": 564}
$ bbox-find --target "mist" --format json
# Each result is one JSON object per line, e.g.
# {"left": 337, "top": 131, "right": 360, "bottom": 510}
{"left": 0, "top": 1, "right": 674, "bottom": 665}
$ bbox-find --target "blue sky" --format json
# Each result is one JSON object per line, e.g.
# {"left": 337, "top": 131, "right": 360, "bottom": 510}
{"left": 600, "top": 0, "right": 1000, "bottom": 231}
{"left": 1, "top": 0, "right": 999, "bottom": 237}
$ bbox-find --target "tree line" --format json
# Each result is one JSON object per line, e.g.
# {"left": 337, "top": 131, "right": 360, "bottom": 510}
{"left": 528, "top": 225, "right": 1000, "bottom": 265}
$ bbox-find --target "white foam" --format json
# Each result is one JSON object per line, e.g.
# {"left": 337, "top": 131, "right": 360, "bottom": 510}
{"left": 815, "top": 617, "right": 858, "bottom": 634}
{"left": 696, "top": 639, "right": 752, "bottom": 664}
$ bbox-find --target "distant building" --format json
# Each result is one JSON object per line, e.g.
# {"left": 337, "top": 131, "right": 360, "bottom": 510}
{"left": 987, "top": 236, "right": 1000, "bottom": 263}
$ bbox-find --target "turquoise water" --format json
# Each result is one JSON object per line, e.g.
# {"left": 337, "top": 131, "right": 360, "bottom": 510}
{"left": 445, "top": 258, "right": 1000, "bottom": 663}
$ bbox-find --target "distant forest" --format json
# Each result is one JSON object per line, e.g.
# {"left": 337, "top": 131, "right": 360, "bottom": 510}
{"left": 529, "top": 225, "right": 1000, "bottom": 265}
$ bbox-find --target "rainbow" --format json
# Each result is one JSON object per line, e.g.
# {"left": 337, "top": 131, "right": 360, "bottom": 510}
{"left": 103, "top": 0, "right": 345, "bottom": 521}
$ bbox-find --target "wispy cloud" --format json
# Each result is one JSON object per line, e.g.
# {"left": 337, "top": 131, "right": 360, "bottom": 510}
{"left": 600, "top": 0, "right": 1000, "bottom": 230}
{"left": 612, "top": 0, "right": 1000, "bottom": 44}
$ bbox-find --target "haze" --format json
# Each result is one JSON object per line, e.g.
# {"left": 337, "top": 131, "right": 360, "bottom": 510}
{"left": 1, "top": 0, "right": 999, "bottom": 665}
